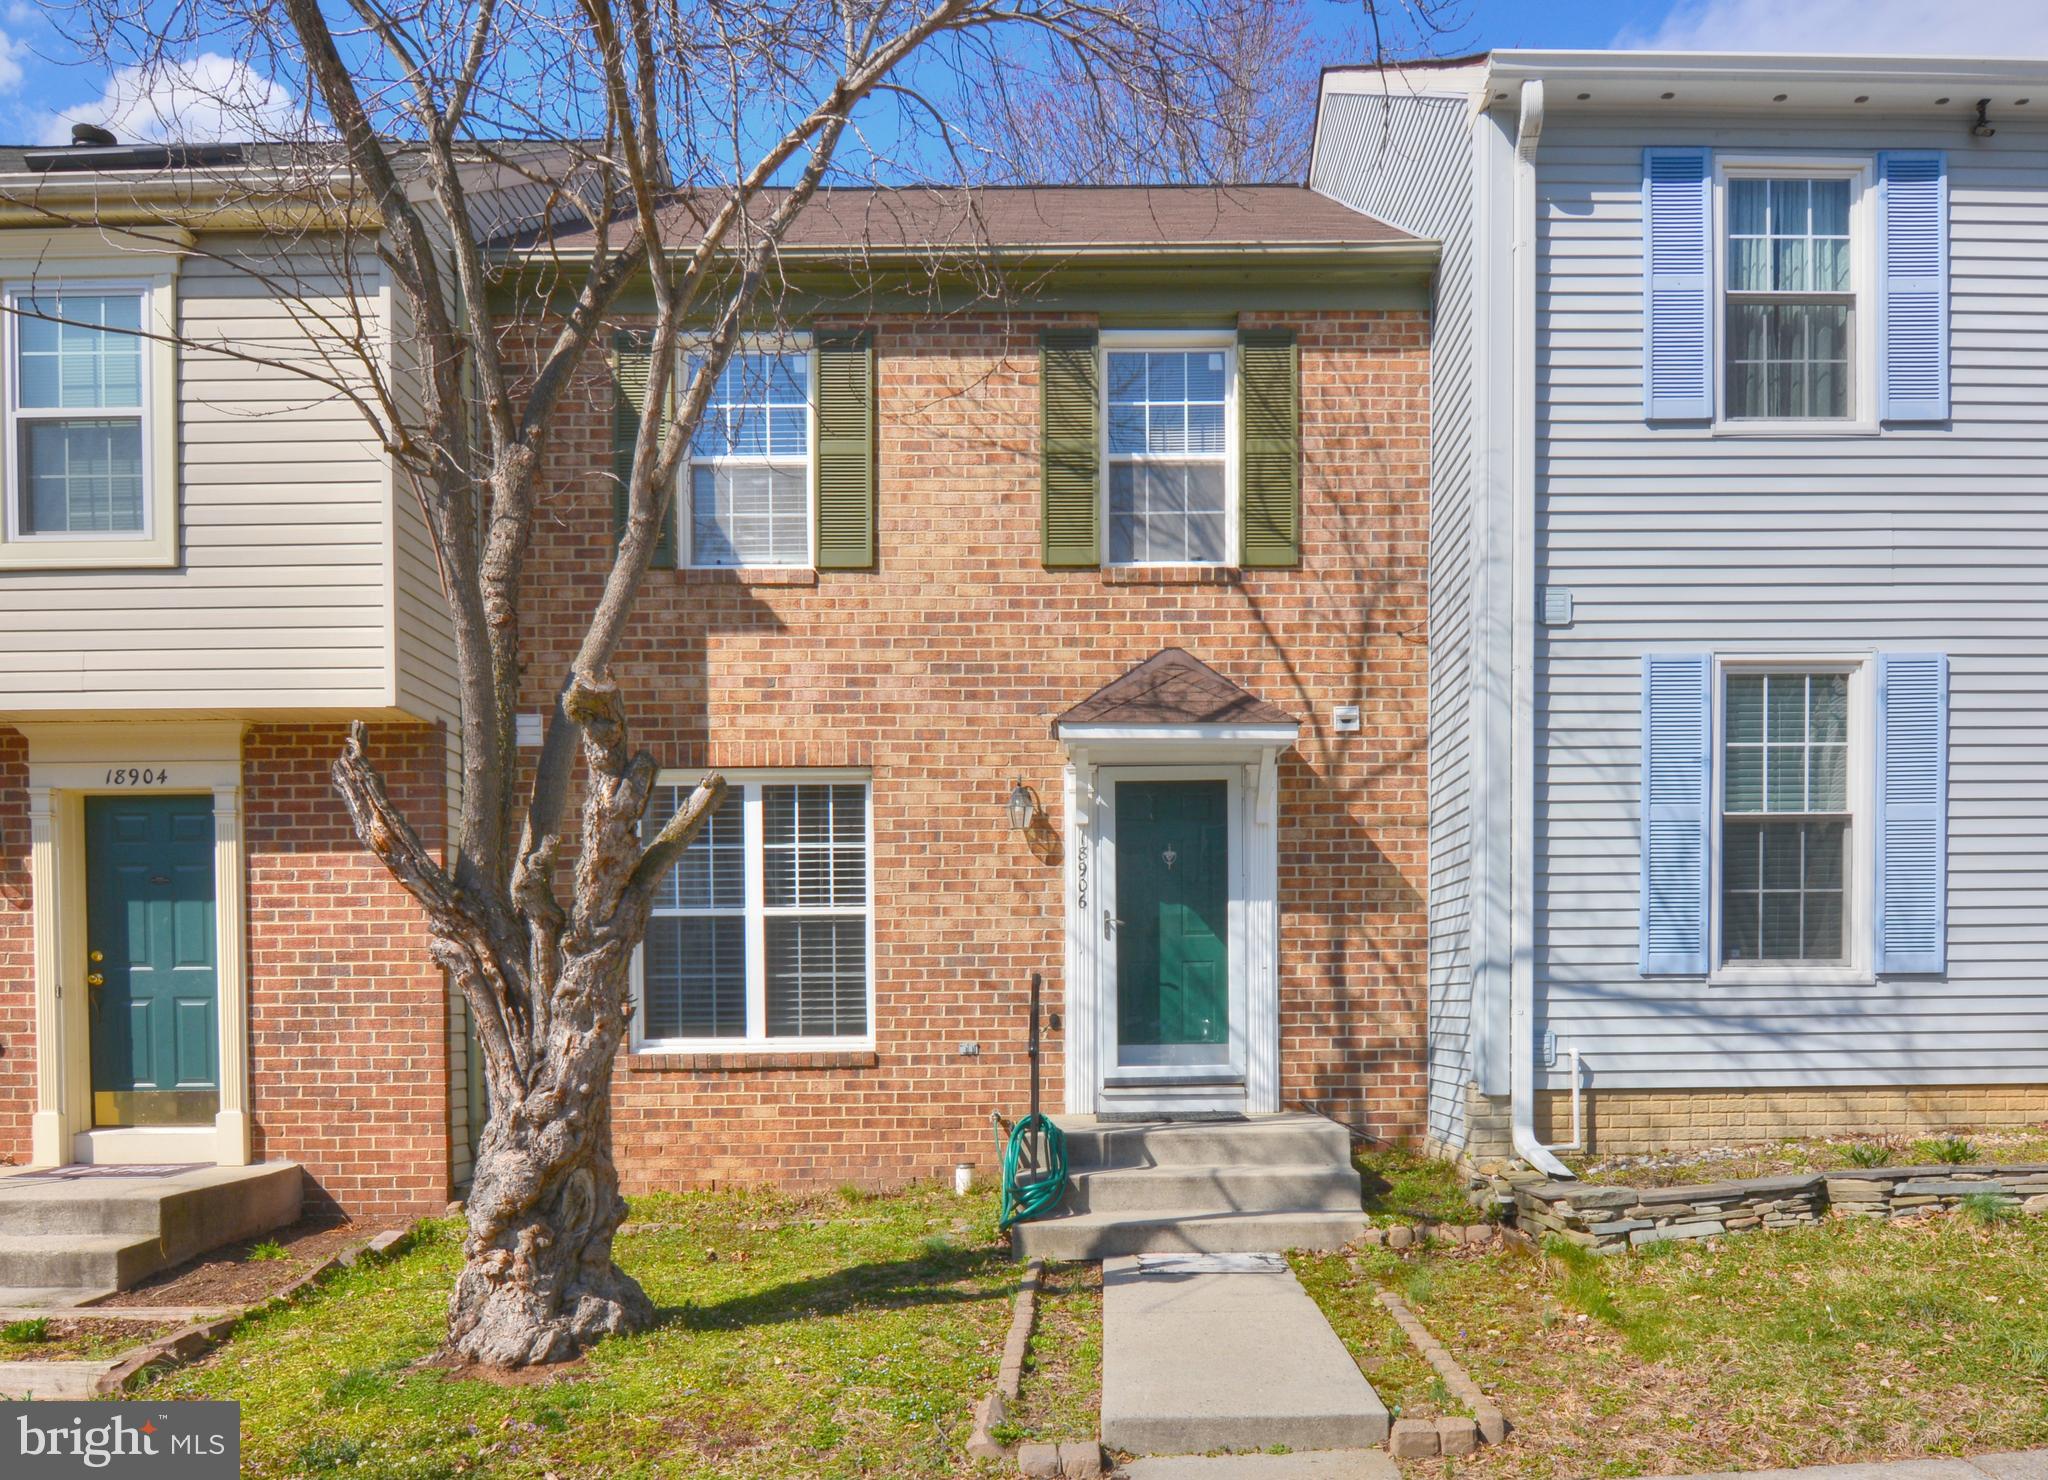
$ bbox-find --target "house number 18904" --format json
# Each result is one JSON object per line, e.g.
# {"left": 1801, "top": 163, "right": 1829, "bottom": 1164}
{"left": 104, "top": 767, "right": 170, "bottom": 786}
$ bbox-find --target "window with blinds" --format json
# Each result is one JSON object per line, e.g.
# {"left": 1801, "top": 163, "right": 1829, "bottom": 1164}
{"left": 641, "top": 776, "right": 872, "bottom": 1046}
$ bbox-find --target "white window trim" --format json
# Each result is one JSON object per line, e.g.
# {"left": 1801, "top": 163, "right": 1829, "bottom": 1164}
{"left": 678, "top": 335, "right": 817, "bottom": 572}
{"left": 1710, "top": 153, "right": 1880, "bottom": 438}
{"left": 631, "top": 768, "right": 875, "bottom": 1053}
{"left": 1, "top": 267, "right": 179, "bottom": 569}
{"left": 1099, "top": 328, "right": 1239, "bottom": 568}
{"left": 1708, "top": 653, "right": 1877, "bottom": 988}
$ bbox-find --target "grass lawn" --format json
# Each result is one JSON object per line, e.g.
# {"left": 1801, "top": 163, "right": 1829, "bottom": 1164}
{"left": 1299, "top": 1211, "right": 2048, "bottom": 1477}
{"left": 1567, "top": 1127, "right": 2048, "bottom": 1188}
{"left": 1002, "top": 1261, "right": 1101, "bottom": 1447}
{"left": 141, "top": 1184, "right": 1021, "bottom": 1478}
{"left": 1357, "top": 1143, "right": 1477, "bottom": 1227}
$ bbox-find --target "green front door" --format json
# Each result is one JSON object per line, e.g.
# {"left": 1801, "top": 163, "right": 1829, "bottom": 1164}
{"left": 1115, "top": 780, "right": 1230, "bottom": 1064}
{"left": 85, "top": 794, "right": 220, "bottom": 1127}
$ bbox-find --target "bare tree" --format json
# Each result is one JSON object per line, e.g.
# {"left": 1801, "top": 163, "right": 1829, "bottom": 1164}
{"left": 12, "top": 0, "right": 1289, "bottom": 1367}
{"left": 971, "top": 0, "right": 1462, "bottom": 184}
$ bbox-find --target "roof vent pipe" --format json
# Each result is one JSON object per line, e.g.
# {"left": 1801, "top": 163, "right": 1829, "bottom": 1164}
{"left": 70, "top": 123, "right": 117, "bottom": 147}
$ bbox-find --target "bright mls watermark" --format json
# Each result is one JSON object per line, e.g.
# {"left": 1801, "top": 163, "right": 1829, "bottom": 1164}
{"left": 5, "top": 1402, "right": 238, "bottom": 1478}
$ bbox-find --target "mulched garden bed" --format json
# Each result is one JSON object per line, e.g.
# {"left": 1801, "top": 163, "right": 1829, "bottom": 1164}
{"left": 97, "top": 1219, "right": 394, "bottom": 1309}
{"left": 1567, "top": 1128, "right": 2048, "bottom": 1188}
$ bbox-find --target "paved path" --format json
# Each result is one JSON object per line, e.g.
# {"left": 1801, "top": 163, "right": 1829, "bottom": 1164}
{"left": 1101, "top": 1252, "right": 1387, "bottom": 1459}
{"left": 1658, "top": 1454, "right": 2048, "bottom": 1480}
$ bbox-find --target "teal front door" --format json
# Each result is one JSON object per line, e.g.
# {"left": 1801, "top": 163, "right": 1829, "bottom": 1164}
{"left": 85, "top": 795, "right": 220, "bottom": 1127}
{"left": 1114, "top": 779, "right": 1231, "bottom": 1065}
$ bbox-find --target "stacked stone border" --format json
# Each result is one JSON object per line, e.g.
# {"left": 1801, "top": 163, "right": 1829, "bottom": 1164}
{"left": 1358, "top": 1221, "right": 1511, "bottom": 1252}
{"left": 1374, "top": 1291, "right": 1509, "bottom": 1459}
{"left": 0, "top": 1226, "right": 413, "bottom": 1400}
{"left": 965, "top": 1259, "right": 1105, "bottom": 1479}
{"left": 1488, "top": 1163, "right": 2048, "bottom": 1254}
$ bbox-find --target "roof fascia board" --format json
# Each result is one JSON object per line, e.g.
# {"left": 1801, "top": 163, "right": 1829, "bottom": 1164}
{"left": 1485, "top": 49, "right": 2048, "bottom": 91}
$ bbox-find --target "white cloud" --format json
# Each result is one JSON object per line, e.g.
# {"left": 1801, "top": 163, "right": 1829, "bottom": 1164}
{"left": 1625, "top": 0, "right": 2048, "bottom": 53}
{"left": 41, "top": 53, "right": 300, "bottom": 146}
{"left": 0, "top": 28, "right": 28, "bottom": 95}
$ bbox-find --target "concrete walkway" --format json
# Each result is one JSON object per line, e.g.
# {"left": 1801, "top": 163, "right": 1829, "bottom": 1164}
{"left": 1101, "top": 1252, "right": 1388, "bottom": 1459}
{"left": 1658, "top": 1454, "right": 2048, "bottom": 1480}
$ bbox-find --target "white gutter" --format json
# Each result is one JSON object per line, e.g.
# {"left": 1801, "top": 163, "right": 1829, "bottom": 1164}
{"left": 1503, "top": 75, "right": 1571, "bottom": 1181}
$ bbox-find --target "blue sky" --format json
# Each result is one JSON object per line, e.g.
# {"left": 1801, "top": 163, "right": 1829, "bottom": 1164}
{"left": 6, "top": 0, "right": 2048, "bottom": 148}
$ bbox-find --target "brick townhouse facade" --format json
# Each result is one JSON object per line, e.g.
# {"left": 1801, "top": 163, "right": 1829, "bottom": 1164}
{"left": 0, "top": 176, "right": 1435, "bottom": 1215}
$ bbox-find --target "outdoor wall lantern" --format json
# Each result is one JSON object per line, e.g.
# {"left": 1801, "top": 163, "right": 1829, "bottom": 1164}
{"left": 1006, "top": 778, "right": 1039, "bottom": 832}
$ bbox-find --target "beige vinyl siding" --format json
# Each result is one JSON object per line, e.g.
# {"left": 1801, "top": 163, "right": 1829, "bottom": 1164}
{"left": 1532, "top": 112, "right": 2048, "bottom": 1090}
{"left": 1314, "top": 86, "right": 1481, "bottom": 1150}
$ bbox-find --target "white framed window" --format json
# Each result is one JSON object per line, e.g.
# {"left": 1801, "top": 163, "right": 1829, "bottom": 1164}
{"left": 685, "top": 344, "right": 813, "bottom": 568}
{"left": 1713, "top": 155, "right": 1876, "bottom": 431}
{"left": 637, "top": 771, "right": 873, "bottom": 1049}
{"left": 1711, "top": 658, "right": 1872, "bottom": 983}
{"left": 2, "top": 273, "right": 176, "bottom": 568}
{"left": 1102, "top": 330, "right": 1235, "bottom": 566}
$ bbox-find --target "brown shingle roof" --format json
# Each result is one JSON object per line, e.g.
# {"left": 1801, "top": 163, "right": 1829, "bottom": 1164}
{"left": 1055, "top": 649, "right": 1297, "bottom": 731}
{"left": 529, "top": 184, "right": 1414, "bottom": 256}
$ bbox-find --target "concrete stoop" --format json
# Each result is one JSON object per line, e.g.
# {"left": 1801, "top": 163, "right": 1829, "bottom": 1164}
{"left": 1012, "top": 1113, "right": 1368, "bottom": 1261}
{"left": 0, "top": 1163, "right": 303, "bottom": 1293}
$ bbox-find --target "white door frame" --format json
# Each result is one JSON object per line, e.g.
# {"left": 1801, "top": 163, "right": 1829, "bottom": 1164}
{"left": 1058, "top": 726, "right": 1289, "bottom": 1117}
{"left": 1097, "top": 766, "right": 1247, "bottom": 1094}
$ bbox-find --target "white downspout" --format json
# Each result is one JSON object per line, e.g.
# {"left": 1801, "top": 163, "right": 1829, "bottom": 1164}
{"left": 1505, "top": 76, "right": 1573, "bottom": 1181}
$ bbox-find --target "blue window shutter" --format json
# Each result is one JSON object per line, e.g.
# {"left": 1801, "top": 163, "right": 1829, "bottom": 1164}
{"left": 1642, "top": 148, "right": 1713, "bottom": 421}
{"left": 1640, "top": 653, "right": 1712, "bottom": 975}
{"left": 1876, "top": 652, "right": 1949, "bottom": 974}
{"left": 1877, "top": 151, "right": 1950, "bottom": 422}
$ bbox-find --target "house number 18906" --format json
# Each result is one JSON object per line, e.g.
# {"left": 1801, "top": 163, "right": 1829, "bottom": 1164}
{"left": 104, "top": 767, "right": 169, "bottom": 786}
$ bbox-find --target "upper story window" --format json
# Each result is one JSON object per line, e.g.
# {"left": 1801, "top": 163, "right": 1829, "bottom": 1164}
{"left": 1104, "top": 335, "right": 1234, "bottom": 565}
{"left": 1725, "top": 178, "right": 1853, "bottom": 420}
{"left": 686, "top": 349, "right": 811, "bottom": 567}
{"left": 0, "top": 268, "right": 176, "bottom": 571}
{"left": 1720, "top": 668, "right": 1854, "bottom": 968}
{"left": 639, "top": 773, "right": 872, "bottom": 1049}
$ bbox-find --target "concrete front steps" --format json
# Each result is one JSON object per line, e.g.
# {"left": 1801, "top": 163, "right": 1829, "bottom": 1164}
{"left": 0, "top": 1163, "right": 303, "bottom": 1294}
{"left": 1011, "top": 1113, "right": 1367, "bottom": 1261}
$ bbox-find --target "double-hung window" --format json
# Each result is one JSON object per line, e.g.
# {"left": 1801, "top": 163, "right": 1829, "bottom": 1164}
{"left": 1104, "top": 334, "right": 1233, "bottom": 565}
{"left": 641, "top": 774, "right": 872, "bottom": 1047}
{"left": 1719, "top": 669, "right": 1854, "bottom": 968}
{"left": 6, "top": 289, "right": 148, "bottom": 537}
{"left": 1716, "top": 160, "right": 1871, "bottom": 425}
{"left": 686, "top": 348, "right": 811, "bottom": 567}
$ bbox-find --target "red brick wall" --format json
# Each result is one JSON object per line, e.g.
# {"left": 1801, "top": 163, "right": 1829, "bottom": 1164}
{"left": 0, "top": 728, "right": 31, "bottom": 1167}
{"left": 243, "top": 722, "right": 451, "bottom": 1219}
{"left": 519, "top": 308, "right": 1431, "bottom": 1191}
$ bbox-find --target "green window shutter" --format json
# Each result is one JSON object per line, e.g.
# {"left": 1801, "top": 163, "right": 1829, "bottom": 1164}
{"left": 814, "top": 330, "right": 876, "bottom": 569}
{"left": 612, "top": 330, "right": 677, "bottom": 568}
{"left": 1040, "top": 329, "right": 1100, "bottom": 567}
{"left": 1238, "top": 329, "right": 1300, "bottom": 568}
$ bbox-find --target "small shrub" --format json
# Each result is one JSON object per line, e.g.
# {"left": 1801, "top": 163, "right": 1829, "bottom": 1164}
{"left": 1962, "top": 1190, "right": 2018, "bottom": 1226}
{"left": 1917, "top": 1135, "right": 1978, "bottom": 1165}
{"left": 247, "top": 1239, "right": 290, "bottom": 1262}
{"left": 1842, "top": 1140, "right": 1897, "bottom": 1169}
{"left": 2, "top": 1317, "right": 50, "bottom": 1344}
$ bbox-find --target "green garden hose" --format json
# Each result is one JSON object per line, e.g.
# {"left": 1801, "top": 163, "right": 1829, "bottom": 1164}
{"left": 996, "top": 1111, "right": 1068, "bottom": 1229}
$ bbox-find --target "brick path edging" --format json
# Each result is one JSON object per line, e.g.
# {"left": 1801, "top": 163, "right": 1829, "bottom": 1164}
{"left": 965, "top": 1259, "right": 1104, "bottom": 1480}
{"left": 1375, "top": 1290, "right": 1510, "bottom": 1458}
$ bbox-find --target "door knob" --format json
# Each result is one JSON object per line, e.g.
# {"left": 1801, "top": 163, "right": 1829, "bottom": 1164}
{"left": 86, "top": 972, "right": 105, "bottom": 987}
{"left": 88, "top": 949, "right": 104, "bottom": 963}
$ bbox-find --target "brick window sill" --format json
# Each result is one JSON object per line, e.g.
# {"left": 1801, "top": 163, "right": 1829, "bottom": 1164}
{"left": 623, "top": 1049, "right": 878, "bottom": 1073}
{"left": 672, "top": 567, "right": 820, "bottom": 587}
{"left": 1103, "top": 564, "right": 1242, "bottom": 586}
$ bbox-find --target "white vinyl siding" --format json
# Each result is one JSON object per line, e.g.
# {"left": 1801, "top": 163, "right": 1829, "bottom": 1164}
{"left": 640, "top": 775, "right": 874, "bottom": 1050}
{"left": 1530, "top": 112, "right": 2048, "bottom": 1090}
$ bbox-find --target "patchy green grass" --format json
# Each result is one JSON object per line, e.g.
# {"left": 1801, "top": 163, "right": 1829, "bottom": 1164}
{"left": 1003, "top": 1261, "right": 1100, "bottom": 1446}
{"left": 1569, "top": 1126, "right": 2048, "bottom": 1188}
{"left": 1299, "top": 1213, "right": 2048, "bottom": 1476}
{"left": 246, "top": 1239, "right": 291, "bottom": 1262}
{"left": 3, "top": 1316, "right": 51, "bottom": 1343}
{"left": 139, "top": 1185, "right": 1022, "bottom": 1478}
{"left": 1289, "top": 1254, "right": 1463, "bottom": 1425}
{"left": 0, "top": 1315, "right": 172, "bottom": 1361}
{"left": 1355, "top": 1144, "right": 1476, "bottom": 1227}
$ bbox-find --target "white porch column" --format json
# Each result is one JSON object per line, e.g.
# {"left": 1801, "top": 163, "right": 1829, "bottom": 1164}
{"left": 28, "top": 785, "right": 69, "bottom": 1166}
{"left": 1244, "top": 749, "right": 1282, "bottom": 1114}
{"left": 1062, "top": 754, "right": 1098, "bottom": 1115}
{"left": 212, "top": 782, "right": 251, "bottom": 1165}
